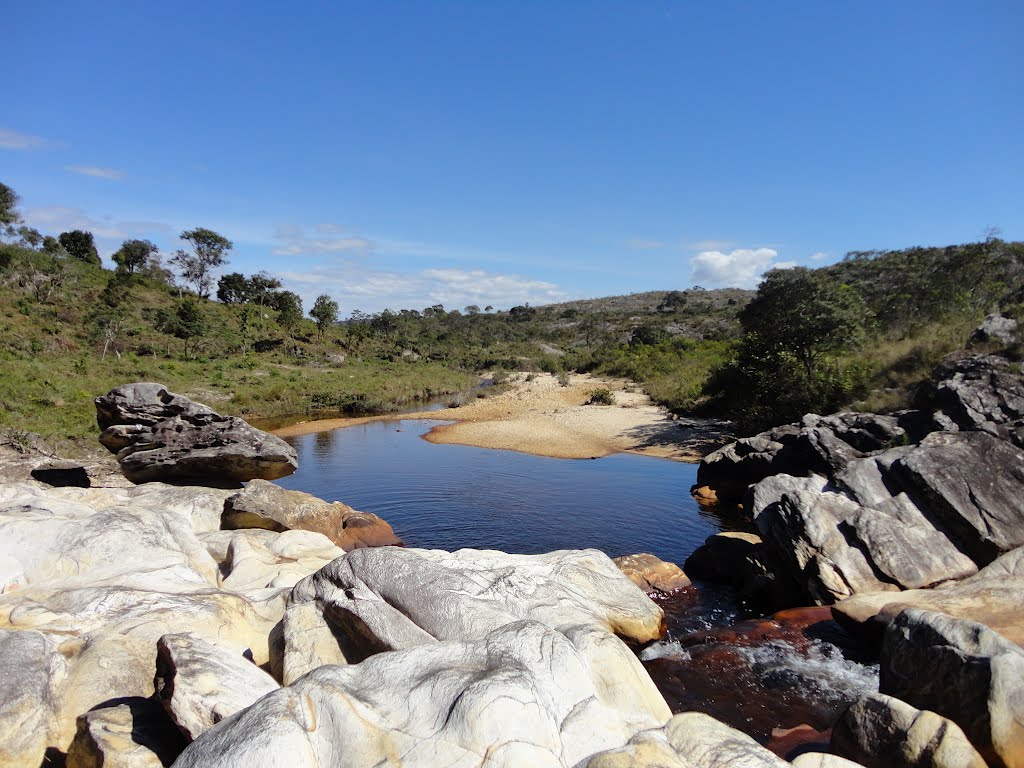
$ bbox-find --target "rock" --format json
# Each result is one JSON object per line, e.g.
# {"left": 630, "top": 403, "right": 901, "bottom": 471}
{"left": 791, "top": 754, "right": 867, "bottom": 768}
{"left": 662, "top": 712, "right": 792, "bottom": 767}
{"left": 95, "top": 382, "right": 298, "bottom": 483}
{"left": 210, "top": 529, "right": 345, "bottom": 592}
{"left": 0, "top": 629, "right": 66, "bottom": 767}
{"left": 285, "top": 547, "right": 665, "bottom": 668}
{"left": 613, "top": 553, "right": 690, "bottom": 594}
{"left": 154, "top": 633, "right": 279, "bottom": 741}
{"left": 831, "top": 692, "right": 987, "bottom": 768}
{"left": 173, "top": 620, "right": 671, "bottom": 768}
{"left": 222, "top": 479, "right": 401, "bottom": 549}
{"left": 278, "top": 599, "right": 347, "bottom": 684}
{"left": 880, "top": 608, "right": 1024, "bottom": 768}
{"left": 889, "top": 431, "right": 1024, "bottom": 566}
{"left": 765, "top": 724, "right": 831, "bottom": 759}
{"left": 831, "top": 547, "right": 1024, "bottom": 647}
{"left": 916, "top": 354, "right": 1024, "bottom": 448}
{"left": 582, "top": 729, "right": 692, "bottom": 768}
{"left": 66, "top": 699, "right": 187, "bottom": 768}
{"left": 50, "top": 482, "right": 234, "bottom": 534}
{"left": 969, "top": 313, "right": 1019, "bottom": 347}
{"left": 695, "top": 425, "right": 801, "bottom": 504}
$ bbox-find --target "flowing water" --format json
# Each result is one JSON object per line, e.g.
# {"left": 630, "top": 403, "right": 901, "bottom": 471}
{"left": 276, "top": 419, "right": 877, "bottom": 753}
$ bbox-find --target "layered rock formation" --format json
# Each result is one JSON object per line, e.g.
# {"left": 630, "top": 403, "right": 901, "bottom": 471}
{"left": 95, "top": 383, "right": 298, "bottom": 482}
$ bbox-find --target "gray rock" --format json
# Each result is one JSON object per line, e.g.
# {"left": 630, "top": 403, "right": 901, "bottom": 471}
{"left": 890, "top": 431, "right": 1024, "bottom": 565}
{"left": 174, "top": 620, "right": 672, "bottom": 768}
{"left": 662, "top": 712, "right": 791, "bottom": 767}
{"left": 791, "top": 754, "right": 867, "bottom": 768}
{"left": 155, "top": 633, "right": 279, "bottom": 741}
{"left": 95, "top": 383, "right": 297, "bottom": 483}
{"left": 223, "top": 479, "right": 401, "bottom": 549}
{"left": 0, "top": 629, "right": 66, "bottom": 767}
{"left": 831, "top": 692, "right": 987, "bottom": 768}
{"left": 969, "top": 313, "right": 1019, "bottom": 347}
{"left": 881, "top": 608, "right": 1024, "bottom": 768}
{"left": 831, "top": 546, "right": 1024, "bottom": 647}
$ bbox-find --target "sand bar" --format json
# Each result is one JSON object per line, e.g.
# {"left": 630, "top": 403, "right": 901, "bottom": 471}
{"left": 273, "top": 373, "right": 732, "bottom": 462}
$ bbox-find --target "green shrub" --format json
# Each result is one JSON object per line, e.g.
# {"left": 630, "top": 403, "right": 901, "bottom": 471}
{"left": 586, "top": 387, "right": 615, "bottom": 405}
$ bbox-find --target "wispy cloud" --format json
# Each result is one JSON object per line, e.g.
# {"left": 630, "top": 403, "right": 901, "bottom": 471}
{"left": 0, "top": 127, "right": 58, "bottom": 151}
{"left": 690, "top": 247, "right": 795, "bottom": 289}
{"left": 275, "top": 262, "right": 567, "bottom": 313}
{"left": 272, "top": 224, "right": 371, "bottom": 256}
{"left": 24, "top": 206, "right": 174, "bottom": 258}
{"left": 624, "top": 238, "right": 666, "bottom": 250}
{"left": 810, "top": 251, "right": 830, "bottom": 262}
{"left": 65, "top": 165, "right": 125, "bottom": 181}
{"left": 685, "top": 239, "right": 736, "bottom": 252}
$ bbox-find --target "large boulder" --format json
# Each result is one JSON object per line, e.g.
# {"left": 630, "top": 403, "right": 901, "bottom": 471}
{"left": 222, "top": 479, "right": 401, "bottom": 549}
{"left": 174, "top": 620, "right": 672, "bottom": 768}
{"left": 281, "top": 547, "right": 665, "bottom": 677}
{"left": 880, "top": 608, "right": 1024, "bottom": 768}
{"left": 612, "top": 552, "right": 690, "bottom": 595}
{"left": 969, "top": 313, "right": 1019, "bottom": 347}
{"left": 95, "top": 383, "right": 298, "bottom": 483}
{"left": 831, "top": 692, "right": 987, "bottom": 768}
{"left": 832, "top": 547, "right": 1024, "bottom": 647}
{"left": 0, "top": 629, "right": 66, "bottom": 767}
{"left": 65, "top": 699, "right": 186, "bottom": 768}
{"left": 200, "top": 528, "right": 345, "bottom": 591}
{"left": 154, "top": 633, "right": 279, "bottom": 741}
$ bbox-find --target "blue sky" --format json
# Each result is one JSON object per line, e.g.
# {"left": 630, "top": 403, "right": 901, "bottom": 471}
{"left": 3, "top": 2, "right": 1022, "bottom": 314}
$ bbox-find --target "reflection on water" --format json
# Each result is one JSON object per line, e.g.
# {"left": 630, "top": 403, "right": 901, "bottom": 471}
{"left": 277, "top": 418, "right": 738, "bottom": 561}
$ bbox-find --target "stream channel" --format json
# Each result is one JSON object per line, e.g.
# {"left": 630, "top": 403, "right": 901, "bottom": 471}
{"left": 275, "top": 417, "right": 879, "bottom": 754}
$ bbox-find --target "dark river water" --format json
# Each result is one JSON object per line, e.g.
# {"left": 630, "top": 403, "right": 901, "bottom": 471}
{"left": 276, "top": 417, "right": 877, "bottom": 756}
{"left": 275, "top": 418, "right": 744, "bottom": 561}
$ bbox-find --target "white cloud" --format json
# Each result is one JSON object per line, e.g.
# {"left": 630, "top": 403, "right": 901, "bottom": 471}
{"left": 272, "top": 224, "right": 371, "bottom": 256}
{"left": 0, "top": 128, "right": 57, "bottom": 150}
{"left": 810, "top": 251, "right": 830, "bottom": 262}
{"left": 65, "top": 165, "right": 125, "bottom": 181}
{"left": 689, "top": 247, "right": 785, "bottom": 289}
{"left": 23, "top": 206, "right": 174, "bottom": 260}
{"left": 275, "top": 262, "right": 567, "bottom": 314}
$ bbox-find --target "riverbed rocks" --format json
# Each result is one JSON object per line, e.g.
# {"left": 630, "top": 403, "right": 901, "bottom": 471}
{"left": 831, "top": 692, "right": 986, "bottom": 768}
{"left": 222, "top": 478, "right": 402, "bottom": 549}
{"left": 880, "top": 608, "right": 1024, "bottom": 768}
{"left": 613, "top": 552, "right": 691, "bottom": 594}
{"left": 95, "top": 382, "right": 298, "bottom": 483}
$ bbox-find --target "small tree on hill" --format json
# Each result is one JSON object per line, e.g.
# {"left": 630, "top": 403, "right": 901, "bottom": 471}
{"left": 310, "top": 294, "right": 339, "bottom": 340}
{"left": 272, "top": 291, "right": 303, "bottom": 336}
{"left": 58, "top": 230, "right": 101, "bottom": 265}
{"left": 0, "top": 182, "right": 21, "bottom": 236}
{"left": 169, "top": 298, "right": 208, "bottom": 357}
{"left": 171, "top": 228, "right": 232, "bottom": 298}
{"left": 112, "top": 239, "right": 159, "bottom": 274}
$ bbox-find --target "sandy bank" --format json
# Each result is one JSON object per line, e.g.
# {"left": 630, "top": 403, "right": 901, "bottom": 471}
{"left": 273, "top": 373, "right": 732, "bottom": 462}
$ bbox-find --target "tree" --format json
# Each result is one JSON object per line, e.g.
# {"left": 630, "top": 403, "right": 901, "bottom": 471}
{"left": 17, "top": 226, "right": 42, "bottom": 249}
{"left": 216, "top": 272, "right": 250, "bottom": 304}
{"left": 112, "top": 239, "right": 159, "bottom": 274}
{"left": 58, "top": 230, "right": 101, "bottom": 265}
{"left": 739, "top": 267, "right": 869, "bottom": 381}
{"left": 310, "top": 294, "right": 339, "bottom": 339}
{"left": 247, "top": 271, "right": 282, "bottom": 306}
{"left": 271, "top": 290, "right": 303, "bottom": 335}
{"left": 0, "top": 182, "right": 21, "bottom": 236}
{"left": 160, "top": 298, "right": 208, "bottom": 357}
{"left": 171, "top": 227, "right": 232, "bottom": 298}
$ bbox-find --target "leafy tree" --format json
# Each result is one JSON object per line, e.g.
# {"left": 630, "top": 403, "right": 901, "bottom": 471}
{"left": 310, "top": 294, "right": 339, "bottom": 339}
{"left": 41, "top": 236, "right": 64, "bottom": 256}
{"left": 171, "top": 227, "right": 232, "bottom": 298}
{"left": 0, "top": 182, "right": 20, "bottom": 236}
{"left": 247, "top": 271, "right": 282, "bottom": 305}
{"left": 217, "top": 272, "right": 250, "bottom": 304}
{"left": 158, "top": 298, "right": 208, "bottom": 357}
{"left": 17, "top": 226, "right": 42, "bottom": 249}
{"left": 100, "top": 271, "right": 133, "bottom": 308}
{"left": 739, "top": 267, "right": 869, "bottom": 380}
{"left": 465, "top": 305, "right": 480, "bottom": 315}
{"left": 271, "top": 290, "right": 303, "bottom": 335}
{"left": 58, "top": 230, "right": 101, "bottom": 265}
{"left": 112, "top": 239, "right": 159, "bottom": 274}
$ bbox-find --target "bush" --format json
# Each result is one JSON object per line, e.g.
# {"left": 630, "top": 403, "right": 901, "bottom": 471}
{"left": 586, "top": 387, "right": 615, "bottom": 405}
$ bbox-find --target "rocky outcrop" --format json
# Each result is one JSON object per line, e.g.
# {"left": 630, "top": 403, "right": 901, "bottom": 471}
{"left": 201, "top": 528, "right": 345, "bottom": 591}
{"left": 154, "top": 633, "right": 279, "bottom": 741}
{"left": 613, "top": 552, "right": 690, "bottom": 594}
{"left": 174, "top": 620, "right": 672, "bottom": 768}
{"left": 281, "top": 547, "right": 665, "bottom": 676}
{"left": 684, "top": 530, "right": 801, "bottom": 608}
{"left": 0, "top": 629, "right": 66, "bottom": 767}
{"left": 880, "top": 608, "right": 1024, "bottom": 768}
{"left": 831, "top": 692, "right": 986, "bottom": 768}
{"left": 832, "top": 546, "right": 1024, "bottom": 646}
{"left": 66, "top": 699, "right": 186, "bottom": 768}
{"left": 222, "top": 479, "right": 402, "bottom": 549}
{"left": 969, "top": 313, "right": 1019, "bottom": 347}
{"left": 95, "top": 383, "right": 298, "bottom": 483}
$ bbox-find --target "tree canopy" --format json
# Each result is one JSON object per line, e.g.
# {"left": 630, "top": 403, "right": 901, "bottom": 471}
{"left": 171, "top": 227, "right": 232, "bottom": 298}
{"left": 310, "top": 294, "right": 339, "bottom": 339}
{"left": 58, "top": 230, "right": 101, "bottom": 265}
{"left": 112, "top": 239, "right": 159, "bottom": 274}
{"left": 0, "top": 182, "right": 21, "bottom": 235}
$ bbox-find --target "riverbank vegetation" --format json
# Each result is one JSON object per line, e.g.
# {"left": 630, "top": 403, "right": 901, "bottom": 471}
{"left": 2, "top": 180, "right": 1022, "bottom": 445}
